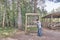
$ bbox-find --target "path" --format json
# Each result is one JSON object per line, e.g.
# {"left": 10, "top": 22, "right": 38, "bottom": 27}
{"left": 1, "top": 28, "right": 60, "bottom": 40}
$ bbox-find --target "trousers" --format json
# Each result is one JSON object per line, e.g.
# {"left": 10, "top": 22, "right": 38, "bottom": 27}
{"left": 37, "top": 28, "right": 42, "bottom": 36}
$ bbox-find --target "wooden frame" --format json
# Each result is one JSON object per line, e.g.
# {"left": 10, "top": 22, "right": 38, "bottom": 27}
{"left": 25, "top": 13, "right": 40, "bottom": 33}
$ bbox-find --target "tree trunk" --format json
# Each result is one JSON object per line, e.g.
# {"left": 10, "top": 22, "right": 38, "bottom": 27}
{"left": 34, "top": 0, "right": 37, "bottom": 13}
{"left": 17, "top": 0, "right": 22, "bottom": 30}
{"left": 2, "top": 0, "right": 7, "bottom": 27}
{"left": 2, "top": 10, "right": 6, "bottom": 27}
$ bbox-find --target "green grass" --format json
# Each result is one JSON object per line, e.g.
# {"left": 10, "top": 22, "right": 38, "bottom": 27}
{"left": 27, "top": 27, "right": 38, "bottom": 32}
{"left": 0, "top": 27, "right": 17, "bottom": 37}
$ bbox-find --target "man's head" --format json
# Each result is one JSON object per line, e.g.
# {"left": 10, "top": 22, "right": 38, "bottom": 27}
{"left": 36, "top": 19, "right": 39, "bottom": 21}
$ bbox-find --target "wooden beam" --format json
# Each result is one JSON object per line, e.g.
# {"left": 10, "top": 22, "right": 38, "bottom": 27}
{"left": 25, "top": 15, "right": 27, "bottom": 33}
{"left": 26, "top": 13, "right": 40, "bottom": 15}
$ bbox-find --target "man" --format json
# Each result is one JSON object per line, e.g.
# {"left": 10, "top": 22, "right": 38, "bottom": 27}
{"left": 36, "top": 19, "right": 42, "bottom": 36}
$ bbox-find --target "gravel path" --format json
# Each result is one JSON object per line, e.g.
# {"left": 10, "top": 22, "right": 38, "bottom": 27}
{"left": 1, "top": 28, "right": 60, "bottom": 40}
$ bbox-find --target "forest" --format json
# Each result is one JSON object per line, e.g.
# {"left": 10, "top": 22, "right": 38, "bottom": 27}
{"left": 0, "top": 0, "right": 60, "bottom": 39}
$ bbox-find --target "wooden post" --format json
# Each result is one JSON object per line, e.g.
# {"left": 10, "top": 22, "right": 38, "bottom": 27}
{"left": 45, "top": 18, "right": 46, "bottom": 22}
{"left": 39, "top": 15, "right": 40, "bottom": 21}
{"left": 51, "top": 15, "right": 53, "bottom": 23}
{"left": 59, "top": 18, "right": 60, "bottom": 22}
{"left": 25, "top": 15, "right": 27, "bottom": 33}
{"left": 58, "top": 18, "right": 59, "bottom": 22}
{"left": 51, "top": 15, "right": 54, "bottom": 29}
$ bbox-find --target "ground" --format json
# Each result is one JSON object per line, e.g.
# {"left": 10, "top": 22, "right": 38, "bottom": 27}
{"left": 0, "top": 28, "right": 60, "bottom": 40}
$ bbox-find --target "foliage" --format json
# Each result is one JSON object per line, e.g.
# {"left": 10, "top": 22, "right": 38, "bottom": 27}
{"left": 0, "top": 27, "right": 17, "bottom": 37}
{"left": 0, "top": 0, "right": 47, "bottom": 29}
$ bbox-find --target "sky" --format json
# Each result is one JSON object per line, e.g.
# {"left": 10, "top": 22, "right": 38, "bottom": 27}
{"left": 37, "top": 0, "right": 60, "bottom": 13}
{"left": 44, "top": 0, "right": 60, "bottom": 12}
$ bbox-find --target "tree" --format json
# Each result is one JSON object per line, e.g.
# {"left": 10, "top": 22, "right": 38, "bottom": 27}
{"left": 56, "top": 7, "right": 60, "bottom": 12}
{"left": 34, "top": 0, "right": 37, "bottom": 13}
{"left": 2, "top": 0, "right": 7, "bottom": 27}
{"left": 17, "top": 0, "right": 22, "bottom": 30}
{"left": 38, "top": 0, "right": 47, "bottom": 16}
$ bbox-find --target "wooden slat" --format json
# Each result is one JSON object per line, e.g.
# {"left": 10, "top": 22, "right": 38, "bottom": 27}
{"left": 26, "top": 13, "right": 40, "bottom": 15}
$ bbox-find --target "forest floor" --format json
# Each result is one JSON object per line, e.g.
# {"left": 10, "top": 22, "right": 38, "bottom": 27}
{"left": 0, "top": 28, "right": 60, "bottom": 40}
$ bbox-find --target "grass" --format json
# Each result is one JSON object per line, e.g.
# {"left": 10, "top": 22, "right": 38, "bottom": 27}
{"left": 27, "top": 27, "right": 38, "bottom": 32}
{"left": 0, "top": 27, "right": 17, "bottom": 37}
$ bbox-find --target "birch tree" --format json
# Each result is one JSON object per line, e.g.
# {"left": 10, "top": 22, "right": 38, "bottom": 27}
{"left": 17, "top": 0, "right": 22, "bottom": 30}
{"left": 2, "top": 0, "right": 7, "bottom": 27}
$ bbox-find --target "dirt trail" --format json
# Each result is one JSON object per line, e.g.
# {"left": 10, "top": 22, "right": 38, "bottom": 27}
{"left": 1, "top": 28, "right": 60, "bottom": 40}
